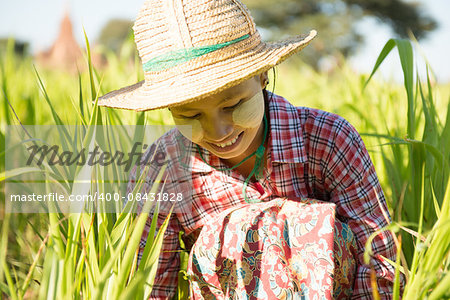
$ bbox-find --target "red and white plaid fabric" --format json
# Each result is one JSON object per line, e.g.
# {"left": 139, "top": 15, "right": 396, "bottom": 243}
{"left": 127, "top": 93, "right": 399, "bottom": 299}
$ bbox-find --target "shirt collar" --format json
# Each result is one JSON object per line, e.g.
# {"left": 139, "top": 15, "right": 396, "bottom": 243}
{"left": 267, "top": 92, "right": 307, "bottom": 164}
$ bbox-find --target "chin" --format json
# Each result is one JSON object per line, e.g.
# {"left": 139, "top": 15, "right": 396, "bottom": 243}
{"left": 208, "top": 140, "right": 253, "bottom": 161}
{"left": 212, "top": 150, "right": 245, "bottom": 160}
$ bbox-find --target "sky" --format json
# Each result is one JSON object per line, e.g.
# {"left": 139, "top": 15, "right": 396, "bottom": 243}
{"left": 0, "top": 0, "right": 449, "bottom": 83}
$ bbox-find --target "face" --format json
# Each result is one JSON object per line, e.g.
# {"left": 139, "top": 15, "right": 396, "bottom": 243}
{"left": 170, "top": 73, "right": 268, "bottom": 163}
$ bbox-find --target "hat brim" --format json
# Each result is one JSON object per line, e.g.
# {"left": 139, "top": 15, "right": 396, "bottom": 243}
{"left": 98, "top": 30, "right": 317, "bottom": 111}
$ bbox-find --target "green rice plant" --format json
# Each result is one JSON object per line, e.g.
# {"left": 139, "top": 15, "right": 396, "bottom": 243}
{"left": 403, "top": 179, "right": 450, "bottom": 299}
{"left": 363, "top": 38, "right": 449, "bottom": 299}
{"left": 0, "top": 34, "right": 172, "bottom": 299}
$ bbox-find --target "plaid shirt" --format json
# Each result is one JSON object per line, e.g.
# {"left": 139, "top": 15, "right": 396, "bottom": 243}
{"left": 128, "top": 93, "right": 398, "bottom": 299}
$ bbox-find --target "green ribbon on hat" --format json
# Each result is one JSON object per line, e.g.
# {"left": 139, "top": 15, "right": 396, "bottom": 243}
{"left": 142, "top": 34, "right": 249, "bottom": 72}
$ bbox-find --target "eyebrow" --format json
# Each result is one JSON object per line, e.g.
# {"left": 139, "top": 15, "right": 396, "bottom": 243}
{"left": 221, "top": 95, "right": 246, "bottom": 107}
{"left": 222, "top": 95, "right": 237, "bottom": 103}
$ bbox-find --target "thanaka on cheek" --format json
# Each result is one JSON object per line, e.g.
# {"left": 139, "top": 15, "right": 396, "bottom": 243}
{"left": 172, "top": 117, "right": 203, "bottom": 143}
{"left": 232, "top": 90, "right": 264, "bottom": 129}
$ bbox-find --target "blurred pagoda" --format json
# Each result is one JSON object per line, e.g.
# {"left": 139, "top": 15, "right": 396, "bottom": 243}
{"left": 36, "top": 11, "right": 104, "bottom": 72}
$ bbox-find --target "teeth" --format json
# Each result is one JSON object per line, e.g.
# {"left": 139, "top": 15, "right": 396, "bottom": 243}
{"left": 216, "top": 135, "right": 239, "bottom": 148}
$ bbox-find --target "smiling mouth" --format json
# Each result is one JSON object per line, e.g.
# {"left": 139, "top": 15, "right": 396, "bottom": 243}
{"left": 209, "top": 132, "right": 243, "bottom": 151}
{"left": 215, "top": 135, "right": 239, "bottom": 148}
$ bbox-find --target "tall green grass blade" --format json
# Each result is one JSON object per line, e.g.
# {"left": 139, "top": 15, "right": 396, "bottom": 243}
{"left": 38, "top": 247, "right": 55, "bottom": 300}
{"left": 69, "top": 95, "right": 87, "bottom": 126}
{"left": 0, "top": 167, "right": 42, "bottom": 182}
{"left": 364, "top": 39, "right": 396, "bottom": 89}
{"left": 0, "top": 54, "right": 11, "bottom": 125}
{"left": 430, "top": 181, "right": 441, "bottom": 218}
{"left": 424, "top": 181, "right": 450, "bottom": 272}
{"left": 137, "top": 201, "right": 160, "bottom": 273}
{"left": 86, "top": 216, "right": 101, "bottom": 290}
{"left": 177, "top": 232, "right": 190, "bottom": 300}
{"left": 379, "top": 254, "right": 406, "bottom": 275}
{"left": 3, "top": 260, "right": 19, "bottom": 300}
{"left": 392, "top": 235, "right": 402, "bottom": 300}
{"left": 418, "top": 80, "right": 437, "bottom": 146}
{"left": 78, "top": 73, "right": 85, "bottom": 121}
{"left": 408, "top": 166, "right": 426, "bottom": 283}
{"left": 33, "top": 67, "right": 70, "bottom": 137}
{"left": 64, "top": 215, "right": 81, "bottom": 296}
{"left": 0, "top": 282, "right": 11, "bottom": 297}
{"left": 0, "top": 212, "right": 11, "bottom": 290}
{"left": 142, "top": 203, "right": 174, "bottom": 300}
{"left": 18, "top": 235, "right": 49, "bottom": 298}
{"left": 119, "top": 271, "right": 146, "bottom": 299}
{"left": 395, "top": 40, "right": 414, "bottom": 139}
{"left": 405, "top": 139, "right": 446, "bottom": 168}
{"left": 83, "top": 28, "right": 97, "bottom": 102}
{"left": 428, "top": 271, "right": 450, "bottom": 300}
{"left": 46, "top": 179, "right": 65, "bottom": 259}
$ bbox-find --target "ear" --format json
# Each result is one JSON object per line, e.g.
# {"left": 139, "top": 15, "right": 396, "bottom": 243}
{"left": 259, "top": 71, "right": 269, "bottom": 89}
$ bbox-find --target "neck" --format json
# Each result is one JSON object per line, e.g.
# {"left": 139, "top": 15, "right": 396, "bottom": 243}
{"left": 222, "top": 117, "right": 267, "bottom": 178}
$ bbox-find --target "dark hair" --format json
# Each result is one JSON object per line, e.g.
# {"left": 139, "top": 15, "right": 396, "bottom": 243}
{"left": 263, "top": 67, "right": 277, "bottom": 118}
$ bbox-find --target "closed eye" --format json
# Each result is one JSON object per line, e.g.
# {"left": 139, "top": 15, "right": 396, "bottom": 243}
{"left": 224, "top": 100, "right": 243, "bottom": 110}
{"left": 179, "top": 113, "right": 201, "bottom": 119}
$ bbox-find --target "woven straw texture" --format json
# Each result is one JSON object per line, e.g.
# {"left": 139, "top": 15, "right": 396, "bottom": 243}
{"left": 98, "top": 0, "right": 317, "bottom": 111}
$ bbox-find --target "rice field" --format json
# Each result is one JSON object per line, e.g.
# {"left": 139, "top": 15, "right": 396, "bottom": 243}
{"left": 0, "top": 36, "right": 449, "bottom": 299}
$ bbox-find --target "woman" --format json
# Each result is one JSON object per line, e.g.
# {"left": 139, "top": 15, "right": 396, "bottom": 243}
{"left": 98, "top": 0, "right": 398, "bottom": 298}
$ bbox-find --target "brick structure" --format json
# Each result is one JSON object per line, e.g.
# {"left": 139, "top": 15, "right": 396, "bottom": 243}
{"left": 36, "top": 12, "right": 85, "bottom": 72}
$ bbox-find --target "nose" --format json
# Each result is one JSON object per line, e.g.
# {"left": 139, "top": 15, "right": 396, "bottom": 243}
{"left": 202, "top": 113, "right": 233, "bottom": 142}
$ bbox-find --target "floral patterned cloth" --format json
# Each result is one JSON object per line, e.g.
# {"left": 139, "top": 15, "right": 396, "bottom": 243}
{"left": 188, "top": 198, "right": 357, "bottom": 299}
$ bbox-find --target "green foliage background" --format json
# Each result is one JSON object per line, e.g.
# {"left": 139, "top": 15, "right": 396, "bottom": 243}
{"left": 0, "top": 32, "right": 449, "bottom": 299}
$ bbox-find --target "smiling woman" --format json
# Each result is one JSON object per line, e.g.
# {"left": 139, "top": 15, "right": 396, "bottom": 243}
{"left": 97, "top": 0, "right": 399, "bottom": 298}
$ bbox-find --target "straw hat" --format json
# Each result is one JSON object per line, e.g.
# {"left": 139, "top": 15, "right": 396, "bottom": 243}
{"left": 98, "top": 0, "right": 317, "bottom": 111}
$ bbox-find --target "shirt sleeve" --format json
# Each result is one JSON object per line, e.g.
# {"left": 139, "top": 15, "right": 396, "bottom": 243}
{"left": 323, "top": 117, "right": 402, "bottom": 299}
{"left": 126, "top": 159, "right": 181, "bottom": 299}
